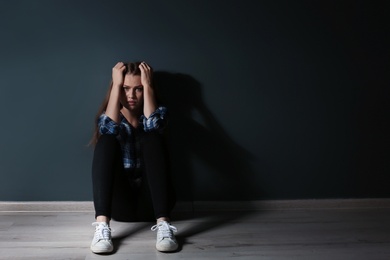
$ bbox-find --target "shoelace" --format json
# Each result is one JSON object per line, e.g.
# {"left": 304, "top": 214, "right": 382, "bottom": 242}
{"left": 92, "top": 222, "right": 112, "bottom": 241}
{"left": 151, "top": 222, "right": 178, "bottom": 239}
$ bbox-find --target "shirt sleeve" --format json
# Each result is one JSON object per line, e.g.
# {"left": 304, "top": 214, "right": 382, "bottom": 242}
{"left": 98, "top": 113, "right": 119, "bottom": 135}
{"left": 142, "top": 106, "right": 168, "bottom": 132}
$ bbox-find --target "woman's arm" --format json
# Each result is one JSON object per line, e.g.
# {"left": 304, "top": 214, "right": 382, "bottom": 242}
{"left": 139, "top": 62, "right": 157, "bottom": 118}
{"left": 105, "top": 62, "right": 126, "bottom": 123}
{"left": 142, "top": 106, "right": 168, "bottom": 132}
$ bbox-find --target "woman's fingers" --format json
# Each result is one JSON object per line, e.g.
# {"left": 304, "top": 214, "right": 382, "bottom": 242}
{"left": 112, "top": 62, "right": 126, "bottom": 86}
{"left": 114, "top": 61, "right": 123, "bottom": 68}
{"left": 140, "top": 61, "right": 152, "bottom": 70}
{"left": 139, "top": 61, "right": 152, "bottom": 87}
{"left": 139, "top": 62, "right": 151, "bottom": 76}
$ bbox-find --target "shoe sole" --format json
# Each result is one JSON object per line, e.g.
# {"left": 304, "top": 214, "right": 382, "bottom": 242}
{"left": 90, "top": 246, "right": 114, "bottom": 254}
{"left": 156, "top": 244, "right": 178, "bottom": 252}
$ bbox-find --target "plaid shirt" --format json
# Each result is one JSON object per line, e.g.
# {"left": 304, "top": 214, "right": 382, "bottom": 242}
{"left": 98, "top": 106, "right": 167, "bottom": 170}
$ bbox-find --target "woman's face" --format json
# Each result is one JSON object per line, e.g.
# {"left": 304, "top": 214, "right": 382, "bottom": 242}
{"left": 120, "top": 74, "right": 144, "bottom": 112}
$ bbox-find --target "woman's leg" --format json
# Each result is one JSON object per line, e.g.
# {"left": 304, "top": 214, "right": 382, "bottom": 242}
{"left": 91, "top": 135, "right": 125, "bottom": 254}
{"left": 92, "top": 134, "right": 123, "bottom": 220}
{"left": 142, "top": 131, "right": 178, "bottom": 252}
{"left": 141, "top": 131, "right": 176, "bottom": 220}
{"left": 134, "top": 131, "right": 178, "bottom": 252}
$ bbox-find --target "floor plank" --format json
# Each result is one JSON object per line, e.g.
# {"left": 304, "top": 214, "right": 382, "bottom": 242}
{"left": 0, "top": 209, "right": 389, "bottom": 259}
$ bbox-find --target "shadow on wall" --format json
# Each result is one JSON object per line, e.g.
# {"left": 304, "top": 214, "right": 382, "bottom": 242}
{"left": 114, "top": 71, "right": 261, "bottom": 249}
{"left": 154, "top": 71, "right": 258, "bottom": 202}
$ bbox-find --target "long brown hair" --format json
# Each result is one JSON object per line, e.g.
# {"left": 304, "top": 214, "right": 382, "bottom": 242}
{"left": 89, "top": 62, "right": 142, "bottom": 146}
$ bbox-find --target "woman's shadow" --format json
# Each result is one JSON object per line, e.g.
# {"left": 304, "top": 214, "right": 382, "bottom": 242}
{"left": 154, "top": 71, "right": 260, "bottom": 250}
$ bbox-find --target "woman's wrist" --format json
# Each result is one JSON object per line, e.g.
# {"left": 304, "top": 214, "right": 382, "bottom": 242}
{"left": 112, "top": 83, "right": 123, "bottom": 89}
{"left": 143, "top": 83, "right": 153, "bottom": 90}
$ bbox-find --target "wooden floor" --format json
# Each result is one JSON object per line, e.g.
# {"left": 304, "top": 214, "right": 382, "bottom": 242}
{"left": 0, "top": 208, "right": 390, "bottom": 260}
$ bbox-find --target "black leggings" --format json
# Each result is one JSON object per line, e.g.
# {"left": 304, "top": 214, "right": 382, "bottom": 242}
{"left": 92, "top": 132, "right": 175, "bottom": 221}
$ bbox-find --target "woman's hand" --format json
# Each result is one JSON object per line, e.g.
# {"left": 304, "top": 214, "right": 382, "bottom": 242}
{"left": 112, "top": 62, "right": 126, "bottom": 87}
{"left": 139, "top": 61, "right": 157, "bottom": 118}
{"left": 139, "top": 61, "right": 153, "bottom": 88}
{"left": 105, "top": 62, "right": 126, "bottom": 123}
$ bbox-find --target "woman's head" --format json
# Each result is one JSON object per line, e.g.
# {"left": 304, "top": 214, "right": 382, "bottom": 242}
{"left": 123, "top": 62, "right": 142, "bottom": 76}
{"left": 89, "top": 61, "right": 145, "bottom": 145}
{"left": 105, "top": 61, "right": 144, "bottom": 110}
{"left": 120, "top": 69, "right": 144, "bottom": 113}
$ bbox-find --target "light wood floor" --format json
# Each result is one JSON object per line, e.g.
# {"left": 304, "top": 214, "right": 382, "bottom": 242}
{"left": 1, "top": 208, "right": 389, "bottom": 259}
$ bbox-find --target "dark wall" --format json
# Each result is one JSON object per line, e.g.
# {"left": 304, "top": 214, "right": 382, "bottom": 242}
{"left": 0, "top": 0, "right": 388, "bottom": 201}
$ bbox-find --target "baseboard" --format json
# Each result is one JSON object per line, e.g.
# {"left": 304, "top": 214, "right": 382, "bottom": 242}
{"left": 1, "top": 199, "right": 389, "bottom": 213}
{"left": 0, "top": 201, "right": 94, "bottom": 212}
{"left": 192, "top": 199, "right": 390, "bottom": 211}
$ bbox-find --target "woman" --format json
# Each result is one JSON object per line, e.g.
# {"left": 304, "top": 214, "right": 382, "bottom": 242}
{"left": 89, "top": 61, "right": 177, "bottom": 253}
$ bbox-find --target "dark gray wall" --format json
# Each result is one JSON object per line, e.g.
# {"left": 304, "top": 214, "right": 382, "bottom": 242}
{"left": 0, "top": 0, "right": 388, "bottom": 201}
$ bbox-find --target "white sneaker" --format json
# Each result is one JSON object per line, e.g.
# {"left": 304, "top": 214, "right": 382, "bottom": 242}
{"left": 90, "top": 222, "right": 113, "bottom": 254}
{"left": 151, "top": 221, "right": 178, "bottom": 252}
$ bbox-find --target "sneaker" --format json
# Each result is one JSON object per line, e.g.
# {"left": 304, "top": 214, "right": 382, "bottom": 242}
{"left": 90, "top": 222, "right": 113, "bottom": 254}
{"left": 151, "top": 221, "right": 178, "bottom": 252}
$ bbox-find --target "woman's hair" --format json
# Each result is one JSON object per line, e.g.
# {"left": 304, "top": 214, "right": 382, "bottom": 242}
{"left": 89, "top": 62, "right": 142, "bottom": 146}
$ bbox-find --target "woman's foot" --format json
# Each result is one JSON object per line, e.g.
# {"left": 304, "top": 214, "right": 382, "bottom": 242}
{"left": 90, "top": 222, "right": 113, "bottom": 254}
{"left": 151, "top": 221, "right": 178, "bottom": 252}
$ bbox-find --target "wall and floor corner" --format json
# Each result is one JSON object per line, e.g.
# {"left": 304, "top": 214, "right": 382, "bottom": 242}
{"left": 0, "top": 1, "right": 388, "bottom": 204}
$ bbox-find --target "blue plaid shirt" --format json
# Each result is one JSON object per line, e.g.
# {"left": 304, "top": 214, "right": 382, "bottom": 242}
{"left": 98, "top": 106, "right": 167, "bottom": 170}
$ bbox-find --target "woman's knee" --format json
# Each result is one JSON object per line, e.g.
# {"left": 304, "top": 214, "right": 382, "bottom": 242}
{"left": 93, "top": 135, "right": 121, "bottom": 164}
{"left": 96, "top": 134, "right": 120, "bottom": 149}
{"left": 95, "top": 134, "right": 121, "bottom": 153}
